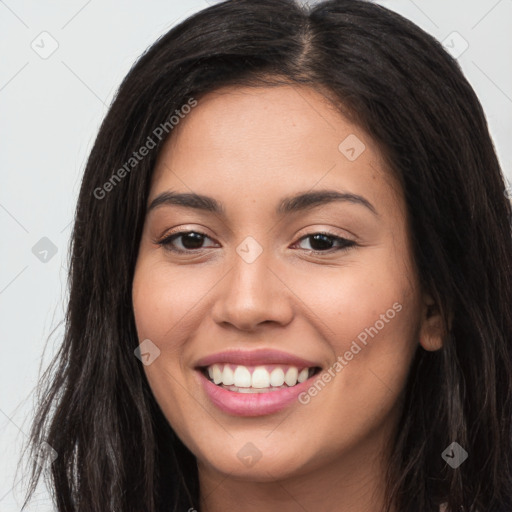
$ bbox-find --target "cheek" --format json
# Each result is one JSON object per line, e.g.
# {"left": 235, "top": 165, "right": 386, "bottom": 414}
{"left": 131, "top": 260, "right": 212, "bottom": 439}
{"left": 288, "top": 248, "right": 420, "bottom": 349}
{"left": 289, "top": 247, "right": 421, "bottom": 404}
{"left": 284, "top": 269, "right": 419, "bottom": 465}
{"left": 132, "top": 259, "right": 216, "bottom": 343}
{"left": 131, "top": 260, "right": 206, "bottom": 401}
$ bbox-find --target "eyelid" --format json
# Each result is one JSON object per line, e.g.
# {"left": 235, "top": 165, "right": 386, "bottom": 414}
{"left": 294, "top": 224, "right": 357, "bottom": 241}
{"left": 154, "top": 223, "right": 215, "bottom": 240}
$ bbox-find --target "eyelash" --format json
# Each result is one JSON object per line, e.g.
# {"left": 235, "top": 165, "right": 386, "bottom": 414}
{"left": 155, "top": 230, "right": 357, "bottom": 255}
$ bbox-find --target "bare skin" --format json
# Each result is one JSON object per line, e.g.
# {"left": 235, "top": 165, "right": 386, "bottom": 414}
{"left": 132, "top": 84, "right": 443, "bottom": 512}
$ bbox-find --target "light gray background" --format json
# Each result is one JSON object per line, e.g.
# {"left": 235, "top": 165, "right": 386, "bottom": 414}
{"left": 1, "top": 0, "right": 511, "bottom": 510}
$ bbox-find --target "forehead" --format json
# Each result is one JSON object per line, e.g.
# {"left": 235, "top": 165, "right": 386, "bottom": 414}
{"left": 150, "top": 84, "right": 402, "bottom": 219}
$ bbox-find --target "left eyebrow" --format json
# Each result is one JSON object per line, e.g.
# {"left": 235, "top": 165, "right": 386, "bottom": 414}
{"left": 147, "top": 191, "right": 224, "bottom": 214}
{"left": 277, "top": 189, "right": 378, "bottom": 216}
{"left": 147, "top": 189, "right": 378, "bottom": 216}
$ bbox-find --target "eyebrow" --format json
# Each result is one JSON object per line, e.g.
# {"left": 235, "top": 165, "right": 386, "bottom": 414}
{"left": 147, "top": 189, "right": 378, "bottom": 216}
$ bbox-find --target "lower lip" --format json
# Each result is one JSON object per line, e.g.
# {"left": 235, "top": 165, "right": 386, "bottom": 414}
{"left": 196, "top": 369, "right": 316, "bottom": 417}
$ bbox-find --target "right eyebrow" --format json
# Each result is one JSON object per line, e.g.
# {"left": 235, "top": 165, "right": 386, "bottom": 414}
{"left": 147, "top": 191, "right": 224, "bottom": 214}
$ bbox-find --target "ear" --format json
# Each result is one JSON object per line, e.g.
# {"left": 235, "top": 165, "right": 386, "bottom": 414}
{"left": 418, "top": 293, "right": 445, "bottom": 351}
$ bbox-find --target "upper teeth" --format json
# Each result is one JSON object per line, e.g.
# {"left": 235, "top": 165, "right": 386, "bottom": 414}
{"left": 207, "top": 364, "right": 311, "bottom": 388}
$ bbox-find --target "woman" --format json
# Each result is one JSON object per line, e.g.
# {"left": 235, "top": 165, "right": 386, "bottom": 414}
{"left": 20, "top": 0, "right": 512, "bottom": 511}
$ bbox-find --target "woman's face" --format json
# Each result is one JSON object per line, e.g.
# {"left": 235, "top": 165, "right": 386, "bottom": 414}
{"left": 132, "top": 84, "right": 441, "bottom": 484}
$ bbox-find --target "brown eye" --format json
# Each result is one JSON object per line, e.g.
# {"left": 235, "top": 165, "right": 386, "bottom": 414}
{"left": 295, "top": 233, "right": 356, "bottom": 253}
{"left": 157, "top": 231, "right": 218, "bottom": 253}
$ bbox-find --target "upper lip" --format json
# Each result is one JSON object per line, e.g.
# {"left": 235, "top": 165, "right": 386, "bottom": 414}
{"left": 195, "top": 348, "right": 321, "bottom": 369}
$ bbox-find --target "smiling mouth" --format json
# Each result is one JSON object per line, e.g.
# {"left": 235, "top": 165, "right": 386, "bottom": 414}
{"left": 199, "top": 364, "right": 322, "bottom": 393}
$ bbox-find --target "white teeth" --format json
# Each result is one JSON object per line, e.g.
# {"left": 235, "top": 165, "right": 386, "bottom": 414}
{"left": 212, "top": 364, "right": 222, "bottom": 385}
{"left": 297, "top": 368, "right": 309, "bottom": 383}
{"left": 205, "top": 364, "right": 316, "bottom": 390}
{"left": 221, "top": 365, "right": 234, "bottom": 386}
{"left": 269, "top": 368, "right": 285, "bottom": 387}
{"left": 284, "top": 367, "right": 299, "bottom": 386}
{"left": 251, "top": 366, "right": 270, "bottom": 388}
{"left": 233, "top": 366, "right": 252, "bottom": 388}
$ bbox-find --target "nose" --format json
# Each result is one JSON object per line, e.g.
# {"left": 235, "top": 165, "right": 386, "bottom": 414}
{"left": 211, "top": 245, "right": 294, "bottom": 332}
